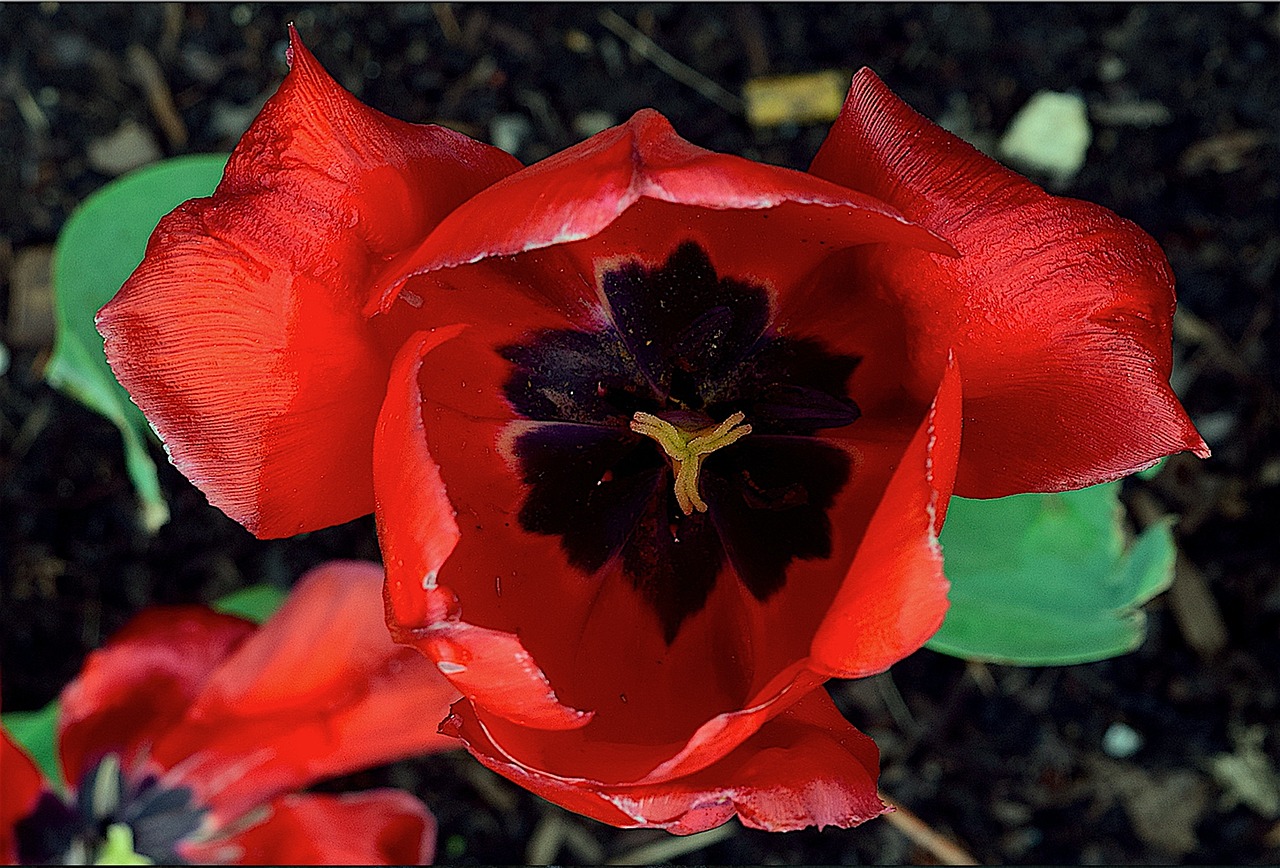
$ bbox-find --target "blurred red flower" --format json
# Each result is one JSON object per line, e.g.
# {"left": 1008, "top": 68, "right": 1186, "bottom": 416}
{"left": 96, "top": 31, "right": 1206, "bottom": 833}
{"left": 1, "top": 561, "right": 456, "bottom": 864}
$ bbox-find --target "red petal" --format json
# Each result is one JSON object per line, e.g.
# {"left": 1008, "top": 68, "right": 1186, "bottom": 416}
{"left": 811, "top": 356, "right": 962, "bottom": 677}
{"left": 444, "top": 688, "right": 884, "bottom": 833}
{"left": 375, "top": 329, "right": 593, "bottom": 732}
{"left": 374, "top": 317, "right": 947, "bottom": 788}
{"left": 57, "top": 608, "right": 254, "bottom": 788}
{"left": 368, "top": 108, "right": 950, "bottom": 314}
{"left": 374, "top": 322, "right": 808, "bottom": 779}
{"left": 186, "top": 790, "right": 435, "bottom": 865}
{"left": 96, "top": 31, "right": 520, "bottom": 537}
{"left": 2, "top": 727, "right": 49, "bottom": 863}
{"left": 151, "top": 561, "right": 461, "bottom": 822}
{"left": 809, "top": 69, "right": 1208, "bottom": 496}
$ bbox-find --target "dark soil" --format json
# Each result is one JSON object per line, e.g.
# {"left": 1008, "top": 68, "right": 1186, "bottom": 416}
{"left": 3, "top": 4, "right": 1278, "bottom": 864}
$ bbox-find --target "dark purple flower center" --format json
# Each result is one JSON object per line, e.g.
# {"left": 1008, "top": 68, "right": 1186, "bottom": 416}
{"left": 501, "top": 241, "right": 861, "bottom": 641}
{"left": 14, "top": 753, "right": 207, "bottom": 865}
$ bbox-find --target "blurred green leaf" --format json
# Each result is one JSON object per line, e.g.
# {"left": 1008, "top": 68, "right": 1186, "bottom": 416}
{"left": 3, "top": 701, "right": 62, "bottom": 791}
{"left": 1136, "top": 456, "right": 1167, "bottom": 480}
{"left": 47, "top": 154, "right": 230, "bottom": 533}
{"left": 213, "top": 584, "right": 288, "bottom": 624}
{"left": 928, "top": 481, "right": 1176, "bottom": 665}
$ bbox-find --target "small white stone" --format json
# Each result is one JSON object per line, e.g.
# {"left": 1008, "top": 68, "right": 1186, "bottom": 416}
{"left": 1103, "top": 721, "right": 1143, "bottom": 758}
{"left": 490, "top": 113, "right": 533, "bottom": 157}
{"left": 998, "top": 90, "right": 1092, "bottom": 182}
{"left": 573, "top": 110, "right": 616, "bottom": 140}
{"left": 1098, "top": 55, "right": 1127, "bottom": 84}
{"left": 87, "top": 120, "right": 162, "bottom": 177}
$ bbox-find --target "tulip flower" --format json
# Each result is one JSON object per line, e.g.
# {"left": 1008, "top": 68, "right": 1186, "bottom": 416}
{"left": 97, "top": 31, "right": 1206, "bottom": 833}
{"left": 2, "top": 561, "right": 455, "bottom": 864}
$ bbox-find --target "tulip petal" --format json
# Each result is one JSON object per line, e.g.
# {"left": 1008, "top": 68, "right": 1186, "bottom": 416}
{"left": 444, "top": 688, "right": 883, "bottom": 833}
{"left": 186, "top": 790, "right": 435, "bottom": 866}
{"left": 405, "top": 363, "right": 958, "bottom": 797}
{"left": 56, "top": 608, "right": 255, "bottom": 789}
{"left": 372, "top": 320, "right": 764, "bottom": 755}
{"left": 811, "top": 356, "right": 962, "bottom": 677}
{"left": 150, "top": 561, "right": 462, "bottom": 822}
{"left": 374, "top": 328, "right": 594, "bottom": 733}
{"left": 369, "top": 108, "right": 952, "bottom": 314}
{"left": 2, "top": 728, "right": 49, "bottom": 863}
{"left": 809, "top": 69, "right": 1208, "bottom": 496}
{"left": 373, "top": 296, "right": 944, "bottom": 788}
{"left": 96, "top": 31, "right": 521, "bottom": 537}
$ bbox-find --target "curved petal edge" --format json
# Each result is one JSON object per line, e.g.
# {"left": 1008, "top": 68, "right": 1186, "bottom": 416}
{"left": 810, "top": 69, "right": 1208, "bottom": 497}
{"left": 97, "top": 31, "right": 521, "bottom": 537}
{"left": 374, "top": 329, "right": 593, "bottom": 732}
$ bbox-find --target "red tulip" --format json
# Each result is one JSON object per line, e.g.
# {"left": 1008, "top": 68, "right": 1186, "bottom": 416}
{"left": 1, "top": 562, "right": 454, "bottom": 864}
{"left": 96, "top": 31, "right": 1206, "bottom": 833}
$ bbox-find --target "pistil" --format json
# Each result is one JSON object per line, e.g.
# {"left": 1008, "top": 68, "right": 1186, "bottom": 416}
{"left": 630, "top": 411, "right": 752, "bottom": 515}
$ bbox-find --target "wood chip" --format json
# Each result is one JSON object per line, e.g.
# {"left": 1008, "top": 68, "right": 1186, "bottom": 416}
{"left": 87, "top": 119, "right": 162, "bottom": 176}
{"left": 7, "top": 245, "right": 55, "bottom": 349}
{"left": 1179, "top": 129, "right": 1265, "bottom": 174}
{"left": 998, "top": 90, "right": 1092, "bottom": 181}
{"left": 127, "top": 43, "right": 188, "bottom": 149}
{"left": 1211, "top": 724, "right": 1280, "bottom": 818}
{"left": 1099, "top": 761, "right": 1210, "bottom": 857}
{"left": 1167, "top": 551, "right": 1229, "bottom": 657}
{"left": 743, "top": 70, "right": 848, "bottom": 128}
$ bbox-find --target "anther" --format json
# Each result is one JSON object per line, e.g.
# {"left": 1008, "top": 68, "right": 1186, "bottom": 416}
{"left": 630, "top": 411, "right": 752, "bottom": 514}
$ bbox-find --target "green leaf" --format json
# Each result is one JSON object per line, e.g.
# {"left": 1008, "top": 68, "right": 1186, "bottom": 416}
{"left": 928, "top": 481, "right": 1176, "bottom": 665}
{"left": 3, "top": 700, "right": 63, "bottom": 791}
{"left": 213, "top": 584, "right": 288, "bottom": 624}
{"left": 47, "top": 154, "right": 231, "bottom": 533}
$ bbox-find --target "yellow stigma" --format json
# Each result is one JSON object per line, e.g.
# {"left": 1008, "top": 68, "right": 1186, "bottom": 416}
{"left": 630, "top": 410, "right": 752, "bottom": 515}
{"left": 94, "top": 824, "right": 153, "bottom": 866}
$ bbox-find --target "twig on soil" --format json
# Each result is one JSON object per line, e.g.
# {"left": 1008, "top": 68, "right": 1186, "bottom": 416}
{"left": 873, "top": 670, "right": 923, "bottom": 737}
{"left": 432, "top": 3, "right": 463, "bottom": 44}
{"left": 126, "top": 44, "right": 188, "bottom": 149}
{"left": 880, "top": 792, "right": 979, "bottom": 865}
{"left": 458, "top": 759, "right": 520, "bottom": 814}
{"left": 605, "top": 822, "right": 736, "bottom": 865}
{"left": 158, "top": 3, "right": 185, "bottom": 61}
{"left": 597, "top": 9, "right": 745, "bottom": 115}
{"left": 525, "top": 811, "right": 605, "bottom": 865}
{"left": 2, "top": 70, "right": 50, "bottom": 135}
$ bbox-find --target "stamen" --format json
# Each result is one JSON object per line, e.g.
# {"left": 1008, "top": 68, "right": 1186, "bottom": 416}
{"left": 89, "top": 754, "right": 122, "bottom": 820}
{"left": 630, "top": 411, "right": 752, "bottom": 514}
{"left": 95, "top": 824, "right": 154, "bottom": 866}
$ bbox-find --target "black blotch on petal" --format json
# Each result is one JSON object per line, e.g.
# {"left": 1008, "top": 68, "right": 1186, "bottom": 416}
{"left": 515, "top": 423, "right": 664, "bottom": 574}
{"left": 122, "top": 781, "right": 203, "bottom": 865}
{"left": 747, "top": 382, "right": 861, "bottom": 432}
{"left": 503, "top": 241, "right": 863, "bottom": 643}
{"left": 15, "top": 760, "right": 208, "bottom": 866}
{"left": 501, "top": 329, "right": 651, "bottom": 426}
{"left": 704, "top": 437, "right": 851, "bottom": 601}
{"left": 622, "top": 490, "right": 725, "bottom": 643}
{"left": 709, "top": 336, "right": 862, "bottom": 435}
{"left": 603, "top": 242, "right": 771, "bottom": 401}
{"left": 14, "top": 793, "right": 81, "bottom": 865}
